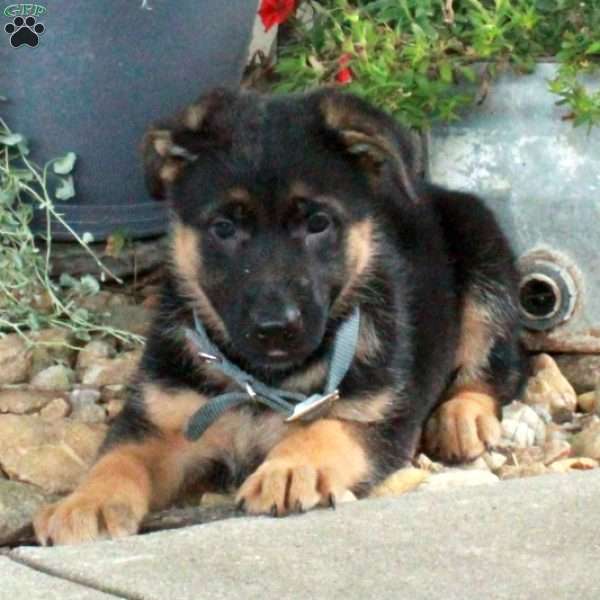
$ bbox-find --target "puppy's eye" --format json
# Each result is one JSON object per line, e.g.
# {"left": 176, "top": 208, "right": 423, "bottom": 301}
{"left": 211, "top": 219, "right": 237, "bottom": 240}
{"left": 306, "top": 212, "right": 331, "bottom": 235}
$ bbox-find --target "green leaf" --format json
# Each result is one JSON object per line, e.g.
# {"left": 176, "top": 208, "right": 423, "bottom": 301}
{"left": 59, "top": 273, "right": 79, "bottom": 288}
{"left": 0, "top": 133, "right": 25, "bottom": 146}
{"left": 52, "top": 152, "right": 77, "bottom": 175}
{"left": 585, "top": 41, "right": 600, "bottom": 55}
{"left": 55, "top": 176, "right": 75, "bottom": 201}
{"left": 79, "top": 274, "right": 100, "bottom": 296}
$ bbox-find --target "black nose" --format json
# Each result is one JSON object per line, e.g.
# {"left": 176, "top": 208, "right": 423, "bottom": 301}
{"left": 253, "top": 306, "right": 303, "bottom": 348}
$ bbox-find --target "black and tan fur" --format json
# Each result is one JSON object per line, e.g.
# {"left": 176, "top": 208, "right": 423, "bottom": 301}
{"left": 34, "top": 88, "right": 526, "bottom": 545}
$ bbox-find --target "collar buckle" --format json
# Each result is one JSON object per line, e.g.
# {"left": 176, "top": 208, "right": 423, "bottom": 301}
{"left": 285, "top": 390, "right": 340, "bottom": 423}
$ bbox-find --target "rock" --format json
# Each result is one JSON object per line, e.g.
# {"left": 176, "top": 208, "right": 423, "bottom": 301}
{"left": 200, "top": 493, "right": 236, "bottom": 508}
{"left": 419, "top": 469, "right": 499, "bottom": 492}
{"left": 578, "top": 391, "right": 599, "bottom": 414}
{"left": 72, "top": 403, "right": 106, "bottom": 424}
{"left": 414, "top": 453, "right": 444, "bottom": 473}
{"left": 77, "top": 290, "right": 114, "bottom": 313}
{"left": 76, "top": 339, "right": 115, "bottom": 372}
{"left": 80, "top": 351, "right": 141, "bottom": 386}
{"left": 28, "top": 328, "right": 77, "bottom": 376}
{"left": 0, "top": 388, "right": 57, "bottom": 414}
{"left": 106, "top": 398, "right": 125, "bottom": 421}
{"left": 0, "top": 480, "right": 50, "bottom": 546}
{"left": 548, "top": 457, "right": 598, "bottom": 473}
{"left": 554, "top": 354, "right": 600, "bottom": 393}
{"left": 460, "top": 457, "right": 491, "bottom": 471}
{"left": 39, "top": 397, "right": 71, "bottom": 421}
{"left": 0, "top": 415, "right": 106, "bottom": 494}
{"left": 481, "top": 451, "right": 507, "bottom": 471}
{"left": 523, "top": 354, "right": 577, "bottom": 420}
{"left": 69, "top": 388, "right": 105, "bottom": 424}
{"left": 571, "top": 422, "right": 600, "bottom": 461}
{"left": 30, "top": 365, "right": 75, "bottom": 391}
{"left": 101, "top": 384, "right": 126, "bottom": 402}
{"left": 498, "top": 463, "right": 549, "bottom": 480}
{"left": 542, "top": 439, "right": 572, "bottom": 465}
{"left": 0, "top": 334, "right": 32, "bottom": 385}
{"left": 506, "top": 446, "right": 545, "bottom": 466}
{"left": 104, "top": 305, "right": 153, "bottom": 337}
{"left": 371, "top": 468, "right": 429, "bottom": 497}
{"left": 501, "top": 401, "right": 546, "bottom": 447}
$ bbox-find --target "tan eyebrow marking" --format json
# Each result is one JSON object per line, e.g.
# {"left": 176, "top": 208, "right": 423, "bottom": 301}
{"left": 288, "top": 181, "right": 347, "bottom": 215}
{"left": 228, "top": 187, "right": 251, "bottom": 203}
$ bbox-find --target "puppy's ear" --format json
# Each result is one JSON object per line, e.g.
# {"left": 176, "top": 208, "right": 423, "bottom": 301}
{"left": 317, "top": 89, "right": 420, "bottom": 203}
{"left": 141, "top": 88, "right": 236, "bottom": 200}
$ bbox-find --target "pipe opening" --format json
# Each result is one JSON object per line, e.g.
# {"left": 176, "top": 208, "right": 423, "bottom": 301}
{"left": 519, "top": 274, "right": 560, "bottom": 321}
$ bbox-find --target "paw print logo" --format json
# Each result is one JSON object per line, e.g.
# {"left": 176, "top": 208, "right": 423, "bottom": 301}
{"left": 5, "top": 16, "right": 45, "bottom": 48}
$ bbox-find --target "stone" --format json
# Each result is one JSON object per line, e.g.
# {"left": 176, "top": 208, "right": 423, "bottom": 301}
{"left": 501, "top": 401, "right": 546, "bottom": 447}
{"left": 498, "top": 463, "right": 549, "bottom": 480}
{"left": 69, "top": 388, "right": 106, "bottom": 424}
{"left": 0, "top": 415, "right": 106, "bottom": 494}
{"left": 30, "top": 364, "right": 75, "bottom": 391}
{"left": 80, "top": 351, "right": 142, "bottom": 386}
{"left": 481, "top": 451, "right": 507, "bottom": 471}
{"left": 39, "top": 397, "right": 71, "bottom": 421}
{"left": 106, "top": 398, "right": 125, "bottom": 421}
{"left": 554, "top": 354, "right": 600, "bottom": 393}
{"left": 548, "top": 457, "right": 598, "bottom": 473}
{"left": 200, "top": 493, "right": 236, "bottom": 508}
{"left": 571, "top": 421, "right": 600, "bottom": 461}
{"left": 0, "top": 479, "right": 50, "bottom": 545}
{"left": 419, "top": 469, "right": 499, "bottom": 492}
{"left": 100, "top": 383, "right": 126, "bottom": 402}
{"left": 414, "top": 453, "right": 444, "bottom": 473}
{"left": 72, "top": 402, "right": 107, "bottom": 424}
{"left": 0, "top": 334, "right": 32, "bottom": 385}
{"left": 76, "top": 339, "right": 116, "bottom": 372}
{"left": 104, "top": 305, "right": 153, "bottom": 337}
{"left": 578, "top": 391, "right": 599, "bottom": 414}
{"left": 28, "top": 328, "right": 77, "bottom": 376}
{"left": 371, "top": 468, "right": 429, "bottom": 497}
{"left": 542, "top": 439, "right": 571, "bottom": 465}
{"left": 523, "top": 354, "right": 577, "bottom": 420}
{"left": 0, "top": 387, "right": 57, "bottom": 414}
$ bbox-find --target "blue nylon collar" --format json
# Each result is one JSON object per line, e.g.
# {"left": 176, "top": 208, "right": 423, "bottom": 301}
{"left": 184, "top": 308, "right": 361, "bottom": 441}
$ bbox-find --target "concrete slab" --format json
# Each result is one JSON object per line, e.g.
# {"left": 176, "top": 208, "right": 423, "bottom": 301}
{"left": 12, "top": 471, "right": 600, "bottom": 600}
{"left": 0, "top": 556, "right": 114, "bottom": 600}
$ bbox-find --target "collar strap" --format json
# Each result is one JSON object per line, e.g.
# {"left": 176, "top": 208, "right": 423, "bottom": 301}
{"left": 184, "top": 308, "right": 361, "bottom": 441}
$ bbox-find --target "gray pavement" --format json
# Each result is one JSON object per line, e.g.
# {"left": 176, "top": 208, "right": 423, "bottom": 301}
{"left": 4, "top": 471, "right": 600, "bottom": 600}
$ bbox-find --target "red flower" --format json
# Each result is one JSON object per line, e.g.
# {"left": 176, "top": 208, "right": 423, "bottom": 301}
{"left": 258, "top": 0, "right": 296, "bottom": 32}
{"left": 335, "top": 53, "right": 353, "bottom": 85}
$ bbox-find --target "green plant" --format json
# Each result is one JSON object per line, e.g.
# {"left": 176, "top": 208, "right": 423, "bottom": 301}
{"left": 0, "top": 116, "right": 143, "bottom": 347}
{"left": 274, "top": 0, "right": 600, "bottom": 129}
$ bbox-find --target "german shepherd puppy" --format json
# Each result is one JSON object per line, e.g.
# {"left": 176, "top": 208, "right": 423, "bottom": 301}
{"left": 35, "top": 88, "right": 526, "bottom": 545}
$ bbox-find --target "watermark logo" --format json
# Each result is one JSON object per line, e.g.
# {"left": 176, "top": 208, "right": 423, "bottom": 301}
{"left": 4, "top": 4, "right": 46, "bottom": 47}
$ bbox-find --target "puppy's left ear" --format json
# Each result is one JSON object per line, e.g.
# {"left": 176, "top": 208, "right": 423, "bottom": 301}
{"left": 317, "top": 89, "right": 420, "bottom": 203}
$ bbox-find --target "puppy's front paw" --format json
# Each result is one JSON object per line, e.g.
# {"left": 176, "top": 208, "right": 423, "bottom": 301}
{"left": 424, "top": 391, "right": 501, "bottom": 463}
{"left": 34, "top": 491, "right": 145, "bottom": 546}
{"left": 236, "top": 458, "right": 346, "bottom": 516}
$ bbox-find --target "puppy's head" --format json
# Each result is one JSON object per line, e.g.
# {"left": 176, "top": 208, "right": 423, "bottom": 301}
{"left": 143, "top": 88, "right": 417, "bottom": 373}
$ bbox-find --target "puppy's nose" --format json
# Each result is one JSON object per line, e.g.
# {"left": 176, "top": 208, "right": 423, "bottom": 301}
{"left": 253, "top": 306, "right": 303, "bottom": 347}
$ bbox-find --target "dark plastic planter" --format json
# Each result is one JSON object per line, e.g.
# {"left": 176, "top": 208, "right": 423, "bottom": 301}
{"left": 1, "top": 0, "right": 258, "bottom": 240}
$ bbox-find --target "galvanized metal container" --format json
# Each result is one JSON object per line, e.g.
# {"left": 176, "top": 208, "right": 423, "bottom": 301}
{"left": 428, "top": 63, "right": 600, "bottom": 353}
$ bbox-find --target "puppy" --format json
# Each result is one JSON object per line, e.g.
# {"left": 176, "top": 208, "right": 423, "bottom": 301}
{"left": 34, "top": 88, "right": 526, "bottom": 545}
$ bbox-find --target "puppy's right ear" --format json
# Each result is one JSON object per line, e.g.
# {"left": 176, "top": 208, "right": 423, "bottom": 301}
{"left": 141, "top": 88, "right": 236, "bottom": 200}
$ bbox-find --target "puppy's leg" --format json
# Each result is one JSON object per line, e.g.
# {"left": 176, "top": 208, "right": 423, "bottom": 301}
{"left": 237, "top": 418, "right": 369, "bottom": 515}
{"left": 425, "top": 295, "right": 527, "bottom": 462}
{"left": 34, "top": 384, "right": 209, "bottom": 545}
